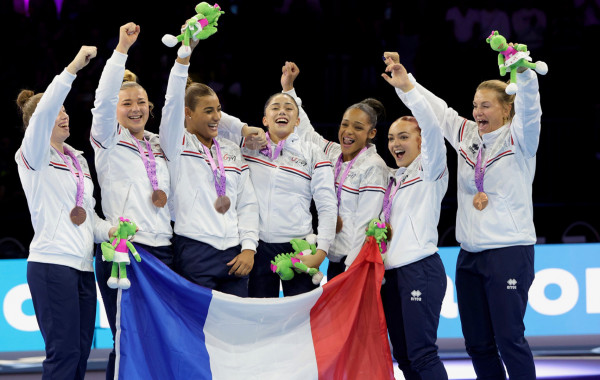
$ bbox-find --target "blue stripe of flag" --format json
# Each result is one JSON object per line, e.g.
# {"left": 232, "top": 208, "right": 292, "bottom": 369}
{"left": 117, "top": 246, "right": 214, "bottom": 379}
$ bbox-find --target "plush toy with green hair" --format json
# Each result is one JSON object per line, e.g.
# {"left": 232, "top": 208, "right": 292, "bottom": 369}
{"left": 162, "top": 2, "right": 225, "bottom": 58}
{"left": 365, "top": 218, "right": 388, "bottom": 262}
{"left": 270, "top": 234, "right": 324, "bottom": 285}
{"left": 486, "top": 30, "right": 548, "bottom": 95}
{"left": 100, "top": 217, "right": 141, "bottom": 290}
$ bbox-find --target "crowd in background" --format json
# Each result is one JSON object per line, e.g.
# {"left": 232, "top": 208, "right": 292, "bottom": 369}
{"left": 1, "top": 0, "right": 599, "bottom": 258}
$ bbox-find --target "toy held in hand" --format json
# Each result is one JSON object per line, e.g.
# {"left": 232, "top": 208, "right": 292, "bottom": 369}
{"left": 486, "top": 31, "right": 548, "bottom": 95}
{"left": 100, "top": 217, "right": 141, "bottom": 290}
{"left": 366, "top": 218, "right": 388, "bottom": 258}
{"left": 270, "top": 234, "right": 324, "bottom": 285}
{"left": 162, "top": 3, "right": 225, "bottom": 58}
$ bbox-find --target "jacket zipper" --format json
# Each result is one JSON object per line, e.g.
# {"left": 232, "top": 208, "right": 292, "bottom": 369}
{"left": 266, "top": 161, "right": 280, "bottom": 242}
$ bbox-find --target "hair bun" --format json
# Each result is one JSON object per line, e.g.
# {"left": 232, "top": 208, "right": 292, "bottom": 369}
{"left": 186, "top": 76, "right": 194, "bottom": 90}
{"left": 16, "top": 90, "right": 35, "bottom": 111}
{"left": 360, "top": 98, "right": 386, "bottom": 122}
{"left": 123, "top": 69, "right": 138, "bottom": 83}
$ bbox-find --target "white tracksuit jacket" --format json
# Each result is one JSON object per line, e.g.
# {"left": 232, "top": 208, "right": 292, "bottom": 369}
{"left": 220, "top": 130, "right": 338, "bottom": 253}
{"left": 408, "top": 69, "right": 541, "bottom": 252}
{"left": 159, "top": 62, "right": 259, "bottom": 252}
{"left": 16, "top": 69, "right": 113, "bottom": 272}
{"left": 372, "top": 87, "right": 449, "bottom": 270}
{"left": 91, "top": 50, "right": 173, "bottom": 247}
{"left": 284, "top": 89, "right": 388, "bottom": 265}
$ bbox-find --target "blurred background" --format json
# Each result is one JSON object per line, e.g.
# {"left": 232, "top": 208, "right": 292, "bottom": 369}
{"left": 1, "top": 0, "right": 600, "bottom": 257}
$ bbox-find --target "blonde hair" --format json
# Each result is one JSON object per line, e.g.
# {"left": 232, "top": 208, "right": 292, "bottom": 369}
{"left": 16, "top": 90, "right": 44, "bottom": 130}
{"left": 476, "top": 80, "right": 515, "bottom": 121}
{"left": 120, "top": 69, "right": 153, "bottom": 115}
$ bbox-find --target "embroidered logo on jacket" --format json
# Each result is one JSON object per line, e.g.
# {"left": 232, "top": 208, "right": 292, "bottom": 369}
{"left": 411, "top": 290, "right": 422, "bottom": 301}
{"left": 223, "top": 154, "right": 237, "bottom": 161}
{"left": 468, "top": 143, "right": 479, "bottom": 155}
{"left": 507, "top": 279, "right": 517, "bottom": 289}
{"left": 291, "top": 157, "right": 307, "bottom": 167}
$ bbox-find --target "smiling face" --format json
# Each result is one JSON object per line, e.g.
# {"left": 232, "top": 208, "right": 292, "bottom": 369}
{"left": 339, "top": 108, "right": 377, "bottom": 161}
{"left": 117, "top": 87, "right": 150, "bottom": 137}
{"left": 186, "top": 94, "right": 221, "bottom": 146}
{"left": 387, "top": 118, "right": 421, "bottom": 168}
{"left": 262, "top": 94, "right": 299, "bottom": 141}
{"left": 472, "top": 89, "right": 511, "bottom": 136}
{"left": 50, "top": 106, "right": 70, "bottom": 144}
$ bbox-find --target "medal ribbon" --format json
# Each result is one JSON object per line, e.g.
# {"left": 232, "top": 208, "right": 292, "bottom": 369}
{"left": 260, "top": 132, "right": 285, "bottom": 160}
{"left": 133, "top": 137, "right": 160, "bottom": 192}
{"left": 333, "top": 146, "right": 367, "bottom": 210}
{"left": 382, "top": 155, "right": 421, "bottom": 224}
{"left": 202, "top": 139, "right": 227, "bottom": 197}
{"left": 383, "top": 175, "right": 403, "bottom": 225}
{"left": 475, "top": 147, "right": 486, "bottom": 193}
{"left": 53, "top": 146, "right": 85, "bottom": 208}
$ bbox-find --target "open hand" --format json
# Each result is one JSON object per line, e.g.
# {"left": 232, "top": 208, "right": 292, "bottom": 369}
{"left": 281, "top": 61, "right": 300, "bottom": 92}
{"left": 381, "top": 56, "right": 414, "bottom": 93}
{"left": 66, "top": 46, "right": 97, "bottom": 75}
{"left": 227, "top": 249, "right": 255, "bottom": 276}
{"left": 116, "top": 22, "right": 140, "bottom": 54}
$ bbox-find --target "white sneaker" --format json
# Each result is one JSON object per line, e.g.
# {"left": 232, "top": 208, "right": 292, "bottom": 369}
{"left": 535, "top": 61, "right": 548, "bottom": 75}
{"left": 107, "top": 277, "right": 118, "bottom": 289}
{"left": 177, "top": 45, "right": 191, "bottom": 58}
{"left": 162, "top": 34, "right": 178, "bottom": 47}
{"left": 506, "top": 83, "right": 518, "bottom": 95}
{"left": 118, "top": 278, "right": 131, "bottom": 290}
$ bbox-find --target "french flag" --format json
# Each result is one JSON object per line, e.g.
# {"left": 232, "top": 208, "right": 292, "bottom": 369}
{"left": 115, "top": 237, "right": 394, "bottom": 379}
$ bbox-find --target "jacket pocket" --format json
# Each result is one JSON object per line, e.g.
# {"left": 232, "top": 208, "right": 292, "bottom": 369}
{"left": 503, "top": 198, "right": 521, "bottom": 233}
{"left": 120, "top": 184, "right": 133, "bottom": 216}
{"left": 408, "top": 214, "right": 421, "bottom": 247}
{"left": 51, "top": 205, "right": 65, "bottom": 241}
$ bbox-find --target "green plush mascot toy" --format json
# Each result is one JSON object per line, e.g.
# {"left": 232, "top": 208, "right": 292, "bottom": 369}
{"left": 365, "top": 218, "right": 388, "bottom": 284}
{"left": 100, "top": 217, "right": 141, "bottom": 290}
{"left": 486, "top": 31, "right": 548, "bottom": 95}
{"left": 270, "top": 234, "right": 325, "bottom": 285}
{"left": 162, "top": 2, "right": 225, "bottom": 58}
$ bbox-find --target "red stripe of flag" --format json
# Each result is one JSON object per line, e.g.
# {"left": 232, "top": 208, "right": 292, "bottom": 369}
{"left": 310, "top": 237, "right": 394, "bottom": 379}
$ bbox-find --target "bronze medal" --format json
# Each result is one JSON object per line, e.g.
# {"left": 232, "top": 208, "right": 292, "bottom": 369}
{"left": 473, "top": 192, "right": 489, "bottom": 211}
{"left": 70, "top": 206, "right": 87, "bottom": 226}
{"left": 336, "top": 215, "right": 343, "bottom": 233}
{"left": 152, "top": 189, "right": 168, "bottom": 208}
{"left": 215, "top": 195, "right": 231, "bottom": 214}
{"left": 385, "top": 222, "right": 393, "bottom": 242}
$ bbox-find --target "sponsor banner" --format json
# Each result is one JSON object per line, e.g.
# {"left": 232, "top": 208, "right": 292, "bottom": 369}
{"left": 1, "top": 244, "right": 598, "bottom": 351}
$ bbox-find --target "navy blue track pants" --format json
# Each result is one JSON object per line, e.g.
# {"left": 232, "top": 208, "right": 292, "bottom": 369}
{"left": 456, "top": 245, "right": 536, "bottom": 380}
{"left": 95, "top": 242, "right": 173, "bottom": 380}
{"left": 173, "top": 234, "right": 248, "bottom": 297}
{"left": 326, "top": 256, "right": 346, "bottom": 282}
{"left": 27, "top": 261, "right": 96, "bottom": 380}
{"left": 249, "top": 240, "right": 319, "bottom": 297}
{"left": 381, "top": 253, "right": 449, "bottom": 380}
